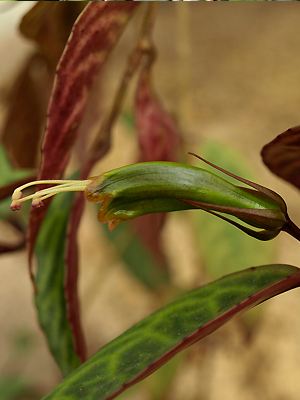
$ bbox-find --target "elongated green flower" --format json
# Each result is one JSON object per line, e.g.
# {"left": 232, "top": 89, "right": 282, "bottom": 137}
{"left": 11, "top": 155, "right": 294, "bottom": 241}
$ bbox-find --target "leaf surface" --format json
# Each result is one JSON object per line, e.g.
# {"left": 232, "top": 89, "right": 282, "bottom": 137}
{"left": 261, "top": 125, "right": 300, "bottom": 190}
{"left": 132, "top": 56, "right": 182, "bottom": 279}
{"left": 44, "top": 264, "right": 300, "bottom": 400}
{"left": 28, "top": 2, "right": 138, "bottom": 270}
{"left": 35, "top": 186, "right": 81, "bottom": 376}
{"left": 102, "top": 222, "right": 169, "bottom": 289}
{"left": 28, "top": 3, "right": 139, "bottom": 359}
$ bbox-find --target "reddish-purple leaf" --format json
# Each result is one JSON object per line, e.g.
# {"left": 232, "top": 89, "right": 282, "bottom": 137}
{"left": 132, "top": 63, "right": 182, "bottom": 269}
{"left": 28, "top": 2, "right": 138, "bottom": 274}
{"left": 135, "top": 67, "right": 182, "bottom": 163}
{"left": 65, "top": 192, "right": 87, "bottom": 362}
{"left": 39, "top": 2, "right": 137, "bottom": 182}
{"left": 261, "top": 126, "right": 300, "bottom": 190}
{"left": 64, "top": 161, "right": 95, "bottom": 363}
{"left": 28, "top": 2, "right": 138, "bottom": 364}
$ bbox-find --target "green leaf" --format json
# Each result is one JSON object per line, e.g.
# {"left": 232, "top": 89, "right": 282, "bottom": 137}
{"left": 35, "top": 187, "right": 81, "bottom": 376}
{"left": 102, "top": 223, "right": 169, "bottom": 289}
{"left": 194, "top": 140, "right": 275, "bottom": 277}
{"left": 43, "top": 264, "right": 300, "bottom": 400}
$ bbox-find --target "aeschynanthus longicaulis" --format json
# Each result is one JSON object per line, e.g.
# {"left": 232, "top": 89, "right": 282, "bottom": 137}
{"left": 10, "top": 154, "right": 299, "bottom": 241}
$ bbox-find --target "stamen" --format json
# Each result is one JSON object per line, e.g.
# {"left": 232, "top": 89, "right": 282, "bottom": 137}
{"left": 11, "top": 179, "right": 92, "bottom": 211}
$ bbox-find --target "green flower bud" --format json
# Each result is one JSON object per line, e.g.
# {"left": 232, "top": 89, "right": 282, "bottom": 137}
{"left": 11, "top": 154, "right": 296, "bottom": 241}
{"left": 86, "top": 155, "right": 288, "bottom": 239}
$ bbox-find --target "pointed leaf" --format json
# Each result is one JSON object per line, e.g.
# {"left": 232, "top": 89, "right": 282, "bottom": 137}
{"left": 44, "top": 264, "right": 300, "bottom": 400}
{"left": 38, "top": 2, "right": 138, "bottom": 182}
{"left": 35, "top": 184, "right": 81, "bottom": 376}
{"left": 135, "top": 65, "right": 182, "bottom": 163}
{"left": 28, "top": 1, "right": 138, "bottom": 275}
{"left": 65, "top": 191, "right": 87, "bottom": 363}
{"left": 132, "top": 61, "right": 182, "bottom": 277}
{"left": 261, "top": 125, "right": 300, "bottom": 190}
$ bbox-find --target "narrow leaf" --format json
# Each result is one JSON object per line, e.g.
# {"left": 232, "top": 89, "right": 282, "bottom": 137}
{"left": 135, "top": 63, "right": 181, "bottom": 163}
{"left": 65, "top": 191, "right": 87, "bottom": 362}
{"left": 44, "top": 264, "right": 300, "bottom": 400}
{"left": 39, "top": 2, "right": 138, "bottom": 182}
{"left": 35, "top": 186, "right": 81, "bottom": 376}
{"left": 261, "top": 125, "right": 300, "bottom": 190}
{"left": 28, "top": 1, "right": 138, "bottom": 274}
{"left": 132, "top": 54, "right": 182, "bottom": 277}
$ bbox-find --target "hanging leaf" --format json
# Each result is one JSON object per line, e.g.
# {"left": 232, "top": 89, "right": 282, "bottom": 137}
{"left": 43, "top": 264, "right": 300, "bottom": 399}
{"left": 65, "top": 189, "right": 88, "bottom": 363}
{"left": 132, "top": 37, "right": 182, "bottom": 279}
{"left": 261, "top": 125, "right": 300, "bottom": 190}
{"left": 34, "top": 181, "right": 82, "bottom": 375}
{"left": 28, "top": 1, "right": 139, "bottom": 277}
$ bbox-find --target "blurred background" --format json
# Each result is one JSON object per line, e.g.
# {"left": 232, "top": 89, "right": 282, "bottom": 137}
{"left": 1, "top": 2, "right": 300, "bottom": 400}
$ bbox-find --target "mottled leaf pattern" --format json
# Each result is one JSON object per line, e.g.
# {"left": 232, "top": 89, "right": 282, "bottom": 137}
{"left": 35, "top": 185, "right": 81, "bottom": 376}
{"left": 261, "top": 126, "right": 300, "bottom": 190}
{"left": 44, "top": 264, "right": 300, "bottom": 400}
{"left": 28, "top": 2, "right": 138, "bottom": 268}
{"left": 28, "top": 2, "right": 138, "bottom": 362}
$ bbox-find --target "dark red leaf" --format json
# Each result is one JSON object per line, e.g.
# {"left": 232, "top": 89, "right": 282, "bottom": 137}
{"left": 65, "top": 192, "right": 87, "bottom": 362}
{"left": 132, "top": 61, "right": 182, "bottom": 269}
{"left": 28, "top": 2, "right": 138, "bottom": 363}
{"left": 64, "top": 161, "right": 95, "bottom": 363}
{"left": 29, "top": 2, "right": 138, "bottom": 276}
{"left": 261, "top": 126, "right": 300, "bottom": 190}
{"left": 135, "top": 67, "right": 182, "bottom": 163}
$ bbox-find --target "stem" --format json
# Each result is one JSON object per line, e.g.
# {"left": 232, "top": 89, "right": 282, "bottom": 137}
{"left": 283, "top": 218, "right": 300, "bottom": 242}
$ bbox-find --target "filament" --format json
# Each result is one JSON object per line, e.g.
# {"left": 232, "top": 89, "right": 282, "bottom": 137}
{"left": 11, "top": 179, "right": 92, "bottom": 210}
